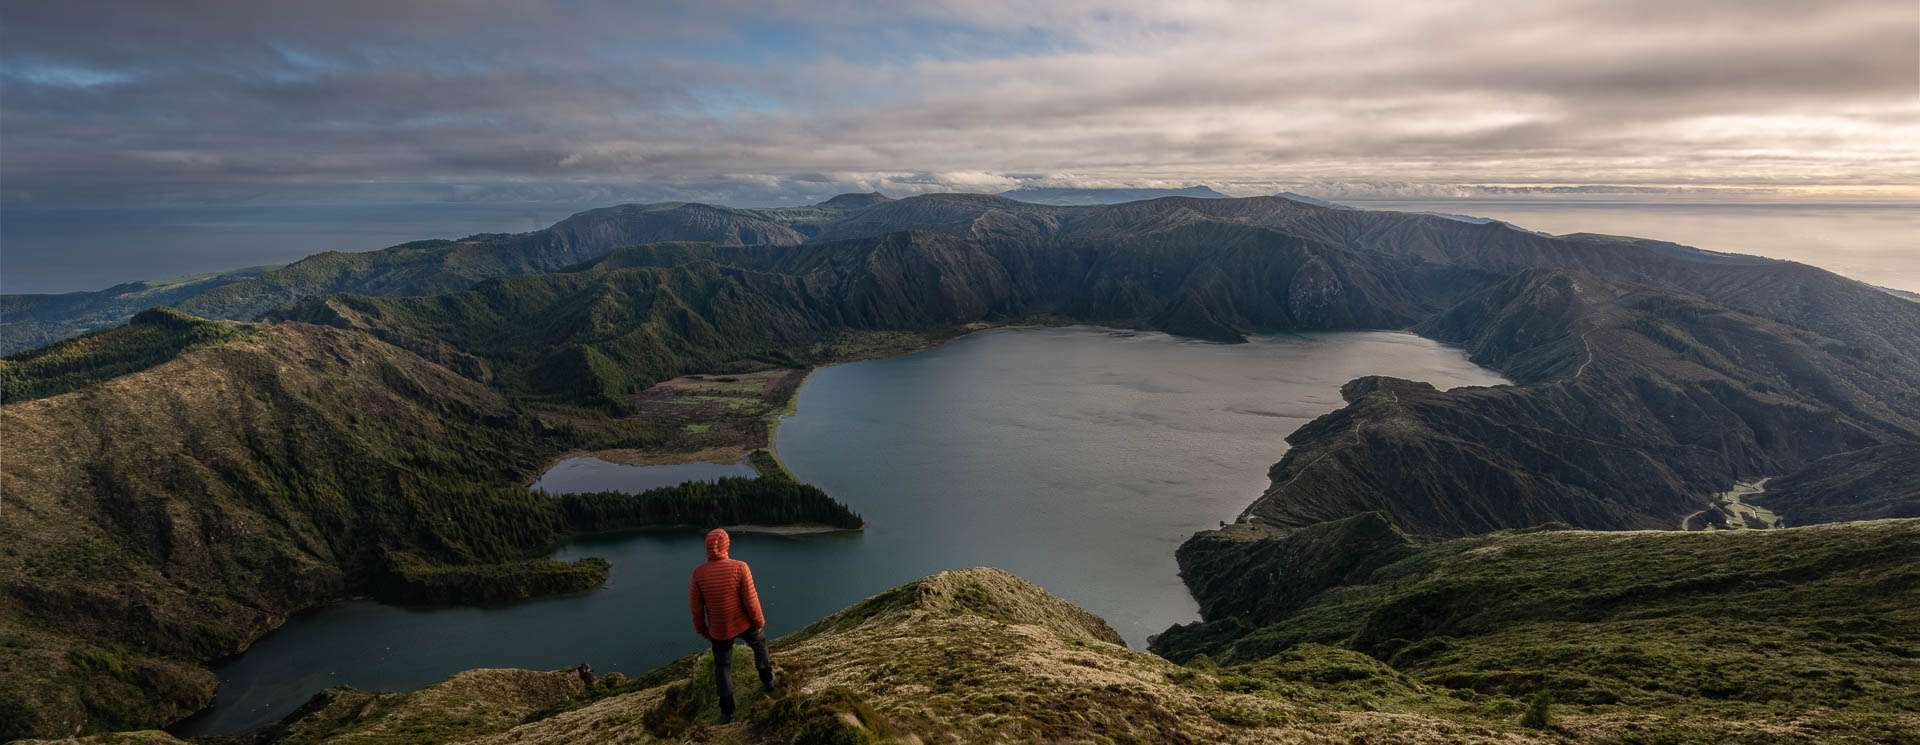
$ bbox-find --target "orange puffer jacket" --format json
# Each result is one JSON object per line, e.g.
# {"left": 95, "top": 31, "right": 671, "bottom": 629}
{"left": 688, "top": 528, "right": 766, "bottom": 641}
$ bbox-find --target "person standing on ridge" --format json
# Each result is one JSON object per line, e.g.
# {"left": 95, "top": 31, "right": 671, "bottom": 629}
{"left": 688, "top": 528, "right": 773, "bottom": 723}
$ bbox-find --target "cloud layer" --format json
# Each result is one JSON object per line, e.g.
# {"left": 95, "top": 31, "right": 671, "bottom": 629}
{"left": 4, "top": 0, "right": 1916, "bottom": 207}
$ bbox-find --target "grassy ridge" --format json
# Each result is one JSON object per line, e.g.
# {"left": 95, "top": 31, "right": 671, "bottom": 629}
{"left": 0, "top": 307, "right": 243, "bottom": 401}
{"left": 274, "top": 263, "right": 827, "bottom": 412}
{"left": 0, "top": 200, "right": 826, "bottom": 356}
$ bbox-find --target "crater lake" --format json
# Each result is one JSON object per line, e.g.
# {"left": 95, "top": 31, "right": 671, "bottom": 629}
{"left": 176, "top": 326, "right": 1507, "bottom": 735}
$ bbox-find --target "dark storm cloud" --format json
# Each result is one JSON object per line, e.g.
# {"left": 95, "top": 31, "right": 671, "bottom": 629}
{"left": 1, "top": 0, "right": 1914, "bottom": 208}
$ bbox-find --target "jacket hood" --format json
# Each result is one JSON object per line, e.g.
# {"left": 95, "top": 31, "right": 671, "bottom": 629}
{"left": 705, "top": 528, "right": 730, "bottom": 561}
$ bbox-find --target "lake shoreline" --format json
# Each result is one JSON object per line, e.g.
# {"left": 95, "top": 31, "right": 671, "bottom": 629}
{"left": 546, "top": 319, "right": 1057, "bottom": 484}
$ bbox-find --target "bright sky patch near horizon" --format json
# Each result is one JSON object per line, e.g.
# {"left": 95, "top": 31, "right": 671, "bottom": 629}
{"left": 1, "top": 1, "right": 1916, "bottom": 291}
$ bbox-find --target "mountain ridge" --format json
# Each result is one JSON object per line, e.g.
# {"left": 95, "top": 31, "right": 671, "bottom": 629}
{"left": 10, "top": 192, "right": 1915, "bottom": 364}
{"left": 999, "top": 184, "right": 1231, "bottom": 205}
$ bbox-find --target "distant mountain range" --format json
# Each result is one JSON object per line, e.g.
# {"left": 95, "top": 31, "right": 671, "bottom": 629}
{"left": 4, "top": 189, "right": 1918, "bottom": 738}
{"left": 999, "top": 184, "right": 1230, "bottom": 205}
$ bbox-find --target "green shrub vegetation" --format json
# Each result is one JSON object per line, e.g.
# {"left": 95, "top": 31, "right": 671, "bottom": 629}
{"left": 1520, "top": 690, "right": 1552, "bottom": 729}
{"left": 554, "top": 477, "right": 863, "bottom": 532}
{"left": 374, "top": 553, "right": 611, "bottom": 605}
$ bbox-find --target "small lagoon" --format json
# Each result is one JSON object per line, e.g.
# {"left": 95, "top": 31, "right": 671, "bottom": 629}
{"left": 532, "top": 456, "right": 756, "bottom": 494}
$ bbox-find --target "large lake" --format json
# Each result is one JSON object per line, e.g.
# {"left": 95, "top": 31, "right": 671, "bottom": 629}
{"left": 175, "top": 327, "right": 1506, "bottom": 735}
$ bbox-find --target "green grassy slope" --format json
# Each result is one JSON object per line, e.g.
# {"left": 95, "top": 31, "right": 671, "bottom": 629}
{"left": 0, "top": 321, "right": 564, "bottom": 737}
{"left": 0, "top": 307, "right": 245, "bottom": 401}
{"left": 1157, "top": 518, "right": 1920, "bottom": 742}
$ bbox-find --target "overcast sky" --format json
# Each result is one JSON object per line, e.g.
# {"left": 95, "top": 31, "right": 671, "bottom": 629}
{"left": 3, "top": 0, "right": 1917, "bottom": 209}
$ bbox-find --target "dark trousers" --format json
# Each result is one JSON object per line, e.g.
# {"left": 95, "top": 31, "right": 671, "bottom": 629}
{"left": 710, "top": 628, "right": 772, "bottom": 719}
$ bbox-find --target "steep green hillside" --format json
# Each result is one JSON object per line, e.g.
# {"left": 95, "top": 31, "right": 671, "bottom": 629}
{"left": 270, "top": 260, "right": 836, "bottom": 410}
{"left": 1156, "top": 518, "right": 1920, "bottom": 742}
{"left": 273, "top": 226, "right": 1430, "bottom": 410}
{"left": 0, "top": 319, "right": 857, "bottom": 740}
{"left": 1754, "top": 444, "right": 1920, "bottom": 523}
{"left": 0, "top": 321, "right": 554, "bottom": 736}
{"left": 1229, "top": 270, "right": 1920, "bottom": 537}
